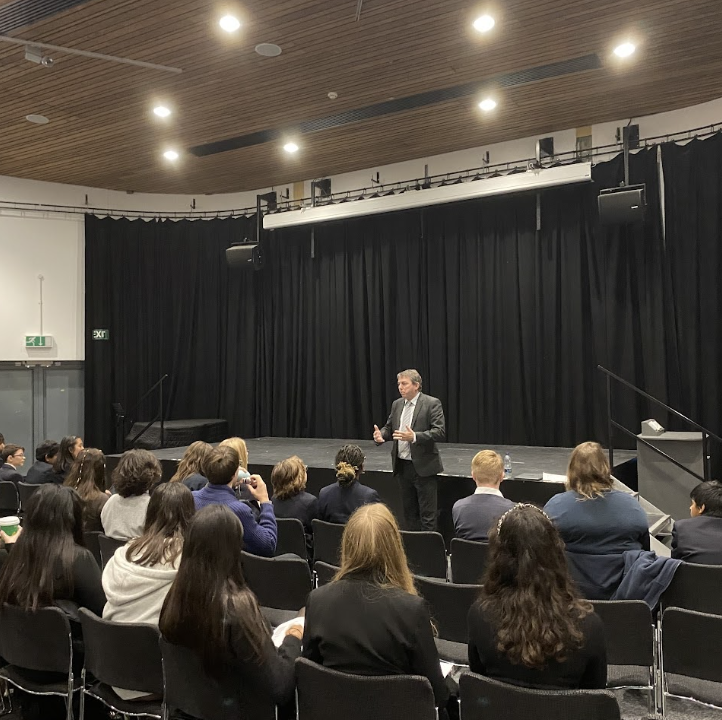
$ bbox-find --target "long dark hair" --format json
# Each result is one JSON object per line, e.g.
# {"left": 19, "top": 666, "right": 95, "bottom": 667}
{"left": 64, "top": 448, "right": 106, "bottom": 501}
{"left": 0, "top": 485, "right": 84, "bottom": 610}
{"left": 159, "top": 505, "right": 268, "bottom": 677}
{"left": 479, "top": 504, "right": 592, "bottom": 669}
{"left": 126, "top": 482, "right": 195, "bottom": 567}
{"left": 54, "top": 435, "right": 81, "bottom": 476}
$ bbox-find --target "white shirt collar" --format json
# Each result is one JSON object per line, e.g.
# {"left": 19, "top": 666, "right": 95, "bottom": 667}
{"left": 405, "top": 393, "right": 420, "bottom": 407}
{"left": 474, "top": 486, "right": 503, "bottom": 497}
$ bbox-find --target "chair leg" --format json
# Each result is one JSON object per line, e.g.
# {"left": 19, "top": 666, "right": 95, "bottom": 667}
{"left": 78, "top": 669, "right": 86, "bottom": 720}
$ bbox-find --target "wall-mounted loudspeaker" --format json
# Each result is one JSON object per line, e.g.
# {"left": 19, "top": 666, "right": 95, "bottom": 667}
{"left": 598, "top": 185, "right": 646, "bottom": 225}
{"left": 226, "top": 243, "right": 263, "bottom": 270}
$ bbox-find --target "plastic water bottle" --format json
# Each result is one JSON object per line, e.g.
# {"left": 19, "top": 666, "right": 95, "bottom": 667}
{"left": 503, "top": 453, "right": 512, "bottom": 479}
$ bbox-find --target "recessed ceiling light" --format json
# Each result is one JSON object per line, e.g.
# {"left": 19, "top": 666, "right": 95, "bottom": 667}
{"left": 163, "top": 149, "right": 179, "bottom": 161}
{"left": 613, "top": 42, "right": 636, "bottom": 58}
{"left": 255, "top": 43, "right": 282, "bottom": 57}
{"left": 473, "top": 15, "right": 495, "bottom": 32}
{"left": 25, "top": 114, "right": 49, "bottom": 124}
{"left": 153, "top": 105, "right": 171, "bottom": 118}
{"left": 478, "top": 98, "right": 497, "bottom": 112}
{"left": 283, "top": 142, "right": 299, "bottom": 154}
{"left": 219, "top": 14, "right": 241, "bottom": 32}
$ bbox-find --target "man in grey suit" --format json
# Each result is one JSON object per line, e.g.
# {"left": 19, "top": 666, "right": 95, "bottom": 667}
{"left": 373, "top": 369, "right": 445, "bottom": 531}
{"left": 452, "top": 450, "right": 515, "bottom": 542}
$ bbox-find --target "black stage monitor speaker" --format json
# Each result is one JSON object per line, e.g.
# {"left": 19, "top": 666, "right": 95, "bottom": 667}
{"left": 226, "top": 243, "right": 263, "bottom": 270}
{"left": 598, "top": 185, "right": 646, "bottom": 225}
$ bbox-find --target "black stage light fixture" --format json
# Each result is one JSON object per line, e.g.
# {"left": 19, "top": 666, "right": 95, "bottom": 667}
{"left": 226, "top": 239, "right": 263, "bottom": 270}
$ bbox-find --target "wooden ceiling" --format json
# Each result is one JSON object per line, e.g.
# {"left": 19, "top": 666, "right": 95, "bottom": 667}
{"left": 0, "top": 0, "right": 720, "bottom": 194}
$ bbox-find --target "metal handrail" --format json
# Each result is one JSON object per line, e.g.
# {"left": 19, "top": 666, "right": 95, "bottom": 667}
{"left": 125, "top": 374, "right": 168, "bottom": 450}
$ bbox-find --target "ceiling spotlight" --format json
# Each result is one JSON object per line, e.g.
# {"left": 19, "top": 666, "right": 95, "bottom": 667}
{"left": 163, "top": 149, "right": 179, "bottom": 161}
{"left": 219, "top": 14, "right": 241, "bottom": 32}
{"left": 153, "top": 105, "right": 171, "bottom": 118}
{"left": 613, "top": 42, "right": 636, "bottom": 58}
{"left": 283, "top": 142, "right": 299, "bottom": 153}
{"left": 473, "top": 14, "right": 495, "bottom": 32}
{"left": 478, "top": 98, "right": 497, "bottom": 112}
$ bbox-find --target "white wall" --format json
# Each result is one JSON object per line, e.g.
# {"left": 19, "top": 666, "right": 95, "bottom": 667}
{"left": 0, "top": 214, "right": 84, "bottom": 360}
{"left": 1, "top": 95, "right": 721, "bottom": 361}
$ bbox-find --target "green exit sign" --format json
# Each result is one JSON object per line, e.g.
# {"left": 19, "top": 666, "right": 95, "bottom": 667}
{"left": 92, "top": 329, "right": 110, "bottom": 341}
{"left": 25, "top": 335, "right": 54, "bottom": 348}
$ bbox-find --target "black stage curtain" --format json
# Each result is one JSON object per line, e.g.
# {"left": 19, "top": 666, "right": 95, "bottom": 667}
{"left": 85, "top": 142, "right": 718, "bottom": 453}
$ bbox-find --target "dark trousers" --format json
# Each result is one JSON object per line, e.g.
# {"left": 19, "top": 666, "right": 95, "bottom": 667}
{"left": 396, "top": 459, "right": 438, "bottom": 531}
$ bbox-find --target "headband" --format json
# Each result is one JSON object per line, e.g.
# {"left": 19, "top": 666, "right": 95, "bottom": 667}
{"left": 496, "top": 503, "right": 552, "bottom": 536}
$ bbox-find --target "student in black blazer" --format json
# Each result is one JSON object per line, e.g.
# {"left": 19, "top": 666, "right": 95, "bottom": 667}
{"left": 317, "top": 445, "right": 380, "bottom": 524}
{"left": 271, "top": 456, "right": 319, "bottom": 557}
{"left": 0, "top": 445, "right": 25, "bottom": 486}
{"left": 302, "top": 503, "right": 450, "bottom": 712}
{"left": 672, "top": 480, "right": 722, "bottom": 565}
{"left": 24, "top": 440, "right": 60, "bottom": 484}
{"left": 374, "top": 369, "right": 445, "bottom": 531}
{"left": 453, "top": 450, "right": 515, "bottom": 542}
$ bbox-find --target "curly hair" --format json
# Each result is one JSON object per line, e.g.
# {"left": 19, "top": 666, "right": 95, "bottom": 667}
{"left": 335, "top": 444, "right": 364, "bottom": 487}
{"left": 271, "top": 456, "right": 307, "bottom": 500}
{"left": 479, "top": 504, "right": 592, "bottom": 669}
{"left": 112, "top": 449, "right": 161, "bottom": 498}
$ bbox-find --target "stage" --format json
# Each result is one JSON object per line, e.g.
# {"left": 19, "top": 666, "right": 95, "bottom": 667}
{"left": 106, "top": 438, "right": 636, "bottom": 543}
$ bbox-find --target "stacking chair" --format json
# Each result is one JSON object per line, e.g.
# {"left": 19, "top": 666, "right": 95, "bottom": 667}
{"left": 0, "top": 481, "right": 19, "bottom": 516}
{"left": 591, "top": 600, "right": 656, "bottom": 716}
{"left": 274, "top": 517, "right": 308, "bottom": 559}
{"left": 242, "top": 551, "right": 312, "bottom": 627}
{"left": 78, "top": 608, "right": 163, "bottom": 719}
{"left": 311, "top": 519, "right": 345, "bottom": 565}
{"left": 401, "top": 530, "right": 447, "bottom": 579}
{"left": 0, "top": 604, "right": 79, "bottom": 720}
{"left": 296, "top": 657, "right": 437, "bottom": 720}
{"left": 313, "top": 561, "right": 339, "bottom": 588}
{"left": 450, "top": 538, "right": 489, "bottom": 584}
{"left": 459, "top": 671, "right": 621, "bottom": 720}
{"left": 659, "top": 562, "right": 722, "bottom": 615}
{"left": 83, "top": 531, "right": 103, "bottom": 568}
{"left": 97, "top": 534, "right": 125, "bottom": 568}
{"left": 414, "top": 575, "right": 480, "bottom": 665}
{"left": 160, "top": 637, "right": 276, "bottom": 720}
{"left": 661, "top": 607, "right": 722, "bottom": 712}
{"left": 17, "top": 481, "right": 41, "bottom": 512}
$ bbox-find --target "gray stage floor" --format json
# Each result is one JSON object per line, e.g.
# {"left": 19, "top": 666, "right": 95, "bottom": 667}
{"left": 138, "top": 437, "right": 635, "bottom": 478}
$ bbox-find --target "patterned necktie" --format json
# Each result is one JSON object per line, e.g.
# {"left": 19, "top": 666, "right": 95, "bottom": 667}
{"left": 398, "top": 401, "right": 414, "bottom": 459}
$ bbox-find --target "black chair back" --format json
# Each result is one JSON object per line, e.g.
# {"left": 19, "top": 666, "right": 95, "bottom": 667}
{"left": 0, "top": 604, "right": 72, "bottom": 673}
{"left": 98, "top": 534, "right": 126, "bottom": 568}
{"left": 83, "top": 531, "right": 103, "bottom": 568}
{"left": 296, "top": 657, "right": 436, "bottom": 720}
{"left": 314, "top": 561, "right": 339, "bottom": 588}
{"left": 401, "top": 530, "right": 447, "bottom": 579}
{"left": 662, "top": 607, "right": 722, "bottom": 685}
{"left": 660, "top": 562, "right": 722, "bottom": 615}
{"left": 275, "top": 517, "right": 308, "bottom": 559}
{"left": 459, "top": 672, "right": 621, "bottom": 720}
{"left": 79, "top": 609, "right": 163, "bottom": 696}
{"left": 17, "top": 482, "right": 41, "bottom": 511}
{"left": 312, "top": 519, "right": 344, "bottom": 565}
{"left": 242, "top": 551, "right": 312, "bottom": 610}
{"left": 450, "top": 538, "right": 489, "bottom": 584}
{"left": 415, "top": 575, "right": 479, "bottom": 644}
{"left": 160, "top": 637, "right": 275, "bottom": 720}
{"left": 591, "top": 600, "right": 654, "bottom": 667}
{"left": 0, "top": 481, "right": 19, "bottom": 515}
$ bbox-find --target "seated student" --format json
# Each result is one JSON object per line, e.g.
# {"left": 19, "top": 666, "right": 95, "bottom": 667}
{"left": 0, "top": 445, "right": 25, "bottom": 485}
{"left": 43, "top": 435, "right": 85, "bottom": 484}
{"left": 25, "top": 440, "right": 60, "bottom": 484}
{"left": 159, "top": 504, "right": 302, "bottom": 715}
{"left": 303, "top": 503, "right": 449, "bottom": 711}
{"left": 0, "top": 484, "right": 105, "bottom": 615}
{"left": 468, "top": 504, "right": 606, "bottom": 689}
{"left": 102, "top": 450, "right": 157, "bottom": 541}
{"left": 193, "top": 446, "right": 277, "bottom": 557}
{"left": 271, "top": 456, "right": 319, "bottom": 556}
{"left": 169, "top": 441, "right": 214, "bottom": 491}
{"left": 64, "top": 448, "right": 108, "bottom": 532}
{"left": 453, "top": 450, "right": 515, "bottom": 542}
{"left": 220, "top": 436, "right": 255, "bottom": 501}
{"left": 672, "top": 480, "right": 722, "bottom": 564}
{"left": 544, "top": 442, "right": 649, "bottom": 600}
{"left": 318, "top": 445, "right": 381, "bottom": 524}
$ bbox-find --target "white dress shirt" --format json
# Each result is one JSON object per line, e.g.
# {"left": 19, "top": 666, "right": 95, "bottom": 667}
{"left": 397, "top": 394, "right": 419, "bottom": 460}
{"left": 473, "top": 486, "right": 504, "bottom": 496}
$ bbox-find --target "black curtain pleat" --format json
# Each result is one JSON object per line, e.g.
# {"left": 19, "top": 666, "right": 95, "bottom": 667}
{"left": 85, "top": 140, "right": 721, "bottom": 454}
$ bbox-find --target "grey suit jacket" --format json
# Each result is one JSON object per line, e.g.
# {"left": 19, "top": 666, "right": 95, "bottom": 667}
{"left": 379, "top": 393, "right": 445, "bottom": 477}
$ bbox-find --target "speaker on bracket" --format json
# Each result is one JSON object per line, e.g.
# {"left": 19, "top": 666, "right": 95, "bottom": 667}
{"left": 226, "top": 242, "right": 263, "bottom": 270}
{"left": 598, "top": 185, "right": 647, "bottom": 225}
